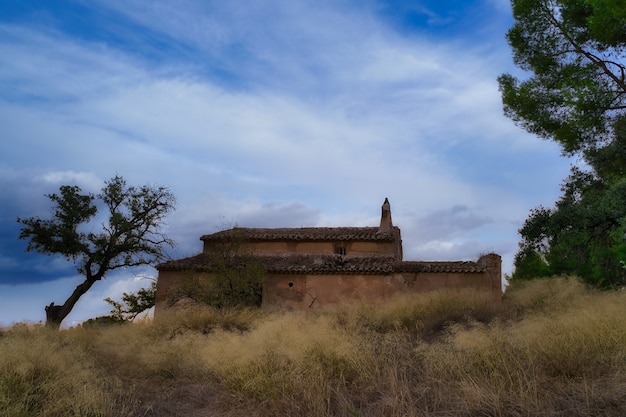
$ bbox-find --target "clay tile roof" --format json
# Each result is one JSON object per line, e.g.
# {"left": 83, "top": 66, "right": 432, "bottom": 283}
{"left": 262, "top": 255, "right": 397, "bottom": 274}
{"left": 394, "top": 261, "right": 485, "bottom": 273}
{"left": 158, "top": 253, "right": 214, "bottom": 272}
{"left": 158, "top": 254, "right": 485, "bottom": 275}
{"left": 158, "top": 254, "right": 396, "bottom": 275}
{"left": 200, "top": 227, "right": 399, "bottom": 242}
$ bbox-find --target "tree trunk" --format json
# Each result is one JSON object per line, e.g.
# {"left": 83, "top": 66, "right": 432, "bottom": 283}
{"left": 44, "top": 302, "right": 64, "bottom": 329}
{"left": 45, "top": 278, "right": 98, "bottom": 329}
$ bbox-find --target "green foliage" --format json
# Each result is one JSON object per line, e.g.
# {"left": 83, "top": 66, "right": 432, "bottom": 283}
{"left": 513, "top": 167, "right": 626, "bottom": 286}
{"left": 170, "top": 229, "right": 265, "bottom": 309}
{"left": 501, "top": 0, "right": 626, "bottom": 285}
{"left": 87, "top": 280, "right": 157, "bottom": 324}
{"left": 18, "top": 185, "right": 97, "bottom": 260}
{"left": 499, "top": 0, "right": 626, "bottom": 155}
{"left": 173, "top": 257, "right": 265, "bottom": 309}
{"left": 583, "top": 0, "right": 626, "bottom": 46}
{"left": 82, "top": 315, "right": 127, "bottom": 327}
{"left": 204, "top": 255, "right": 265, "bottom": 308}
{"left": 511, "top": 249, "right": 552, "bottom": 280}
{"left": 106, "top": 281, "right": 156, "bottom": 321}
{"left": 17, "top": 175, "right": 175, "bottom": 328}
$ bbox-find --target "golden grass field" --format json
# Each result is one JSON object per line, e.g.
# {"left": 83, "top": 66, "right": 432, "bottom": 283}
{"left": 2, "top": 277, "right": 626, "bottom": 416}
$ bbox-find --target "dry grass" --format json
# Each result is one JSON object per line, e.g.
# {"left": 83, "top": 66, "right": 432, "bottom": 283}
{"left": 3, "top": 278, "right": 626, "bottom": 416}
{"left": 335, "top": 288, "right": 499, "bottom": 339}
{"left": 0, "top": 324, "right": 137, "bottom": 417}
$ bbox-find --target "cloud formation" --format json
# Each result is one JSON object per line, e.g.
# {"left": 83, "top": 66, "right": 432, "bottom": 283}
{"left": 0, "top": 0, "right": 572, "bottom": 326}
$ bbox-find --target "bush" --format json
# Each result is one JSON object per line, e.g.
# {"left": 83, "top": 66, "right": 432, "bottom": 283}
{"left": 170, "top": 257, "right": 265, "bottom": 309}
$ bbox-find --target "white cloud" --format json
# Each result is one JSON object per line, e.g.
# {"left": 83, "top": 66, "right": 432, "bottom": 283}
{"left": 37, "top": 171, "right": 103, "bottom": 191}
{"left": 0, "top": 0, "right": 574, "bottom": 323}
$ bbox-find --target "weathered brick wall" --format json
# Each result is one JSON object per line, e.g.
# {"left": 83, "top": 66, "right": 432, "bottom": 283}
{"left": 156, "top": 254, "right": 502, "bottom": 315}
{"left": 261, "top": 256, "right": 501, "bottom": 311}
{"left": 203, "top": 239, "right": 401, "bottom": 258}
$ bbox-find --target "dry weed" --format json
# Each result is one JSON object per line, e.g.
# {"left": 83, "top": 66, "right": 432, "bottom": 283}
{"left": 4, "top": 278, "right": 626, "bottom": 417}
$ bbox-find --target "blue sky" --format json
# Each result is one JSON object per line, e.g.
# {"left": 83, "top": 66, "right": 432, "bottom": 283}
{"left": 0, "top": 0, "right": 572, "bottom": 327}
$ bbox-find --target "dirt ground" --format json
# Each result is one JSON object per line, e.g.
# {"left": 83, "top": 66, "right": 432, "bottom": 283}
{"left": 130, "top": 378, "right": 258, "bottom": 417}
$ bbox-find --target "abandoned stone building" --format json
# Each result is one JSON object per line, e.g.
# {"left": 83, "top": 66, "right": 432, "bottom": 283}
{"left": 155, "top": 199, "right": 502, "bottom": 314}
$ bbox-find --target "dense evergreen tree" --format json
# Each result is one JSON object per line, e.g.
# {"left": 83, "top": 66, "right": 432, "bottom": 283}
{"left": 499, "top": 0, "right": 626, "bottom": 285}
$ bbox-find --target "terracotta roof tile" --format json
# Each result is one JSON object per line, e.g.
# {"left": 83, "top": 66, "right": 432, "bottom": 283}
{"left": 200, "top": 227, "right": 399, "bottom": 242}
{"left": 158, "top": 254, "right": 486, "bottom": 275}
{"left": 395, "top": 261, "right": 485, "bottom": 273}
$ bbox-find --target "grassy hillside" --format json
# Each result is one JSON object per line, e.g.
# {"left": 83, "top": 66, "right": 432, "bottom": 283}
{"left": 2, "top": 277, "right": 626, "bottom": 416}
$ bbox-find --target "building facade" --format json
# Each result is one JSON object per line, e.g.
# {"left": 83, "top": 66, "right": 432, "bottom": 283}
{"left": 156, "top": 199, "right": 502, "bottom": 313}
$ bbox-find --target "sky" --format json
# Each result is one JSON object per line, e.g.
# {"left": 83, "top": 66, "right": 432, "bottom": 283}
{"left": 0, "top": 0, "right": 573, "bottom": 327}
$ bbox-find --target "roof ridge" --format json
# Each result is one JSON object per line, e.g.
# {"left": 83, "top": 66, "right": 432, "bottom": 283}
{"left": 200, "top": 226, "right": 400, "bottom": 242}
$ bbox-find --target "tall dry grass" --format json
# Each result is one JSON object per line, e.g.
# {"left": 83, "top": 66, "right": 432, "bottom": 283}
{"left": 2, "top": 277, "right": 626, "bottom": 416}
{"left": 0, "top": 324, "right": 137, "bottom": 417}
{"left": 423, "top": 278, "right": 626, "bottom": 416}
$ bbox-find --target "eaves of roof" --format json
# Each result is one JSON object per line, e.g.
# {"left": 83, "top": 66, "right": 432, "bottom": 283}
{"left": 158, "top": 254, "right": 486, "bottom": 275}
{"left": 395, "top": 261, "right": 486, "bottom": 273}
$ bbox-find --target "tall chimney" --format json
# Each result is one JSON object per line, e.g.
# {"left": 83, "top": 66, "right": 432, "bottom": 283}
{"left": 379, "top": 198, "right": 393, "bottom": 232}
